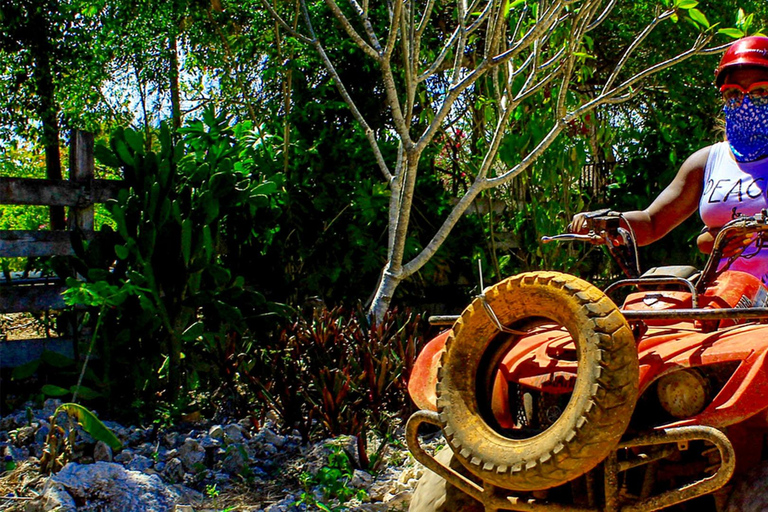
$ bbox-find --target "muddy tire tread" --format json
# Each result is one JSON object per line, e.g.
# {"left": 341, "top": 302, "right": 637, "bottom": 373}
{"left": 436, "top": 271, "right": 639, "bottom": 491}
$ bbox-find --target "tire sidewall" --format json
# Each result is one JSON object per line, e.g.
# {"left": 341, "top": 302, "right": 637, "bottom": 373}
{"left": 436, "top": 271, "right": 637, "bottom": 490}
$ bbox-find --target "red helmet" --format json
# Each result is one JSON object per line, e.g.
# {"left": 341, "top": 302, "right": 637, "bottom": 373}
{"left": 715, "top": 36, "right": 768, "bottom": 86}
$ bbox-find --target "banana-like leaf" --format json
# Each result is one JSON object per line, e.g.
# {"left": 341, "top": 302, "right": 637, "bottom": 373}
{"left": 57, "top": 403, "right": 122, "bottom": 451}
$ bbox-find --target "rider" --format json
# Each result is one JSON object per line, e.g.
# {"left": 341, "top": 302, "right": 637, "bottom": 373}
{"left": 569, "top": 36, "right": 768, "bottom": 283}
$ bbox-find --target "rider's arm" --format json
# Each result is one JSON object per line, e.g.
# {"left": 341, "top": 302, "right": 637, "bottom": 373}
{"left": 570, "top": 146, "right": 710, "bottom": 246}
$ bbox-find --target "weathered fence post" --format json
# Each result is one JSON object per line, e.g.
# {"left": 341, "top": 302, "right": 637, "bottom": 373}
{"left": 69, "top": 130, "right": 95, "bottom": 232}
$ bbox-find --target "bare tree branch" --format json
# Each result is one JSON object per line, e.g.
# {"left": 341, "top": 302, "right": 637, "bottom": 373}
{"left": 491, "top": 1, "right": 565, "bottom": 65}
{"left": 586, "top": 0, "right": 617, "bottom": 32}
{"left": 489, "top": 119, "right": 566, "bottom": 187}
{"left": 384, "top": 0, "right": 404, "bottom": 58}
{"left": 259, "top": 0, "right": 313, "bottom": 43}
{"left": 576, "top": 32, "right": 712, "bottom": 119}
{"left": 417, "top": 27, "right": 461, "bottom": 82}
{"left": 416, "top": 0, "right": 437, "bottom": 40}
{"left": 516, "top": 63, "right": 563, "bottom": 102}
{"left": 323, "top": 0, "right": 381, "bottom": 60}
{"left": 450, "top": 0, "right": 469, "bottom": 86}
{"left": 299, "top": 0, "right": 392, "bottom": 180}
{"left": 263, "top": 0, "right": 724, "bottom": 320}
{"left": 347, "top": 0, "right": 384, "bottom": 51}
{"left": 603, "top": 9, "right": 674, "bottom": 91}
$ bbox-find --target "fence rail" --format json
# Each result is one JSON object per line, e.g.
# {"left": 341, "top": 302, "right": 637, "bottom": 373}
{"left": 0, "top": 130, "right": 124, "bottom": 368}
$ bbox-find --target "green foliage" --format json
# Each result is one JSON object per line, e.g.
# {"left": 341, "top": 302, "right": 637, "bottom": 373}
{"left": 40, "top": 402, "right": 121, "bottom": 474}
{"left": 57, "top": 402, "right": 122, "bottom": 450}
{"left": 483, "top": 1, "right": 768, "bottom": 283}
{"left": 299, "top": 443, "right": 368, "bottom": 511}
{"left": 52, "top": 107, "right": 284, "bottom": 415}
{"left": 9, "top": 349, "right": 105, "bottom": 409}
{"left": 718, "top": 8, "right": 765, "bottom": 38}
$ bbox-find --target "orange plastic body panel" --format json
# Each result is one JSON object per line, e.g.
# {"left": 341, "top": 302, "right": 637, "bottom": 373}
{"left": 408, "top": 330, "right": 449, "bottom": 412}
{"left": 409, "top": 270, "right": 768, "bottom": 431}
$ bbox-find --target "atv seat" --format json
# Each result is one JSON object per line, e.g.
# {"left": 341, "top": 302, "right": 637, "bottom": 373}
{"left": 641, "top": 265, "right": 701, "bottom": 281}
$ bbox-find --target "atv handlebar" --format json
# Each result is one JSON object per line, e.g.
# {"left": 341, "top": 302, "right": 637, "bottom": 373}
{"left": 543, "top": 209, "right": 768, "bottom": 289}
{"left": 542, "top": 211, "right": 641, "bottom": 278}
{"left": 540, "top": 233, "right": 604, "bottom": 244}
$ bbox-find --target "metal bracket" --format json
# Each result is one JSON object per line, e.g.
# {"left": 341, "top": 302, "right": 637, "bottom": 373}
{"left": 406, "top": 410, "right": 735, "bottom": 512}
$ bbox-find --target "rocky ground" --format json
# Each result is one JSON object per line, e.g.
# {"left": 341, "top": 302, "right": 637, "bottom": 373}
{"left": 0, "top": 399, "right": 441, "bottom": 511}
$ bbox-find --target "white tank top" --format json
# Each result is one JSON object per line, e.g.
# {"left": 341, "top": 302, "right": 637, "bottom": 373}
{"left": 699, "top": 141, "right": 768, "bottom": 282}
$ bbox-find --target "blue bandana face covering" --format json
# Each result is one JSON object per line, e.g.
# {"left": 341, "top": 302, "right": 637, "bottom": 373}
{"left": 725, "top": 96, "right": 768, "bottom": 162}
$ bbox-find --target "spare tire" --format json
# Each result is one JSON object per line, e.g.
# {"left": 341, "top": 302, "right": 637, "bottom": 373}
{"left": 436, "top": 271, "right": 638, "bottom": 491}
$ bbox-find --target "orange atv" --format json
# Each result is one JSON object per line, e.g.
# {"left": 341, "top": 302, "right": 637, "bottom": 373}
{"left": 406, "top": 211, "right": 768, "bottom": 512}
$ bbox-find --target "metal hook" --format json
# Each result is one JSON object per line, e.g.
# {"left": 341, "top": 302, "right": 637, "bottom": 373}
{"left": 475, "top": 259, "right": 527, "bottom": 335}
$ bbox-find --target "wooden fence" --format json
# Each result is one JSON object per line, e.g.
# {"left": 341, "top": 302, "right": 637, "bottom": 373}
{"left": 0, "top": 130, "right": 124, "bottom": 367}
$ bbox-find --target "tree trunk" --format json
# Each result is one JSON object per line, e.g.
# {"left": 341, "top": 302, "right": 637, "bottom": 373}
{"left": 30, "top": 6, "right": 65, "bottom": 230}
{"left": 369, "top": 268, "right": 402, "bottom": 324}
{"left": 169, "top": 35, "right": 183, "bottom": 132}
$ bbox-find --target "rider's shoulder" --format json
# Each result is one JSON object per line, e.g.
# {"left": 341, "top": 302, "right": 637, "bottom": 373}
{"left": 679, "top": 144, "right": 717, "bottom": 173}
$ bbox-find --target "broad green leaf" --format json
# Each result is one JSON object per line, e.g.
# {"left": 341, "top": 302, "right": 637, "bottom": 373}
{"left": 12, "top": 359, "right": 40, "bottom": 381}
{"left": 252, "top": 181, "right": 277, "bottom": 197}
{"left": 114, "top": 139, "right": 134, "bottom": 167}
{"left": 208, "top": 265, "right": 231, "bottom": 286}
{"left": 148, "top": 182, "right": 161, "bottom": 216}
{"left": 57, "top": 403, "right": 122, "bottom": 451}
{"left": 743, "top": 13, "right": 755, "bottom": 31}
{"left": 124, "top": 129, "right": 145, "bottom": 155}
{"left": 94, "top": 144, "right": 121, "bottom": 168}
{"left": 70, "top": 385, "right": 102, "bottom": 401}
{"left": 688, "top": 8, "right": 709, "bottom": 28}
{"left": 718, "top": 28, "right": 744, "bottom": 39}
{"left": 202, "top": 225, "right": 213, "bottom": 262}
{"left": 202, "top": 192, "right": 220, "bottom": 223}
{"left": 674, "top": 0, "right": 697, "bottom": 8}
{"left": 42, "top": 384, "right": 70, "bottom": 397}
{"left": 115, "top": 244, "right": 129, "bottom": 260}
{"left": 41, "top": 350, "right": 75, "bottom": 368}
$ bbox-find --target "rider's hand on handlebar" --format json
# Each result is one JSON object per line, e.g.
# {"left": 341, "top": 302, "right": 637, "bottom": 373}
{"left": 569, "top": 211, "right": 599, "bottom": 234}
{"left": 697, "top": 228, "right": 757, "bottom": 257}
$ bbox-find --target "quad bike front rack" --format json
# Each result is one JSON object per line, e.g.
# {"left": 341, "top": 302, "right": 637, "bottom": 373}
{"left": 428, "top": 305, "right": 768, "bottom": 327}
{"left": 406, "top": 410, "right": 735, "bottom": 512}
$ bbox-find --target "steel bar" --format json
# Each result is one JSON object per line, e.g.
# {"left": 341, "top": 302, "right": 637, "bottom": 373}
{"left": 617, "top": 446, "right": 676, "bottom": 473}
{"left": 406, "top": 410, "right": 598, "bottom": 512}
{"left": 604, "top": 452, "right": 619, "bottom": 512}
{"left": 405, "top": 410, "right": 486, "bottom": 500}
{"left": 617, "top": 426, "right": 735, "bottom": 512}
{"left": 407, "top": 413, "right": 735, "bottom": 511}
{"left": 428, "top": 315, "right": 459, "bottom": 326}
{"left": 622, "top": 308, "right": 768, "bottom": 321}
{"left": 430, "top": 307, "right": 768, "bottom": 326}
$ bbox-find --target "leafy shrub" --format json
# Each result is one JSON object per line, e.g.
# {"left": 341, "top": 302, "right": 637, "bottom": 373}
{"left": 299, "top": 443, "right": 367, "bottom": 511}
{"left": 40, "top": 402, "right": 121, "bottom": 474}
{"left": 243, "top": 306, "right": 427, "bottom": 465}
{"left": 50, "top": 108, "right": 285, "bottom": 416}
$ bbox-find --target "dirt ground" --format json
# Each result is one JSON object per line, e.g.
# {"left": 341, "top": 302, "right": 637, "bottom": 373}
{"left": 0, "top": 313, "right": 56, "bottom": 341}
